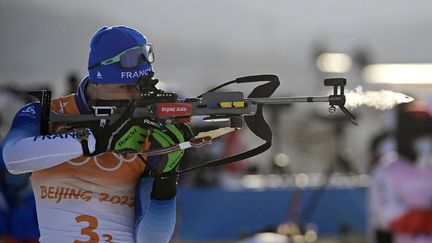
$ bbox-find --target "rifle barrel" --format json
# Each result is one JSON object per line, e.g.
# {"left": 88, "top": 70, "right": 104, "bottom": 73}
{"left": 247, "top": 96, "right": 330, "bottom": 105}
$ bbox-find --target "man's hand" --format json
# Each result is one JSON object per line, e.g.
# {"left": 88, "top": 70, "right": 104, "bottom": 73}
{"left": 112, "top": 125, "right": 148, "bottom": 153}
{"left": 145, "top": 122, "right": 192, "bottom": 201}
{"left": 87, "top": 117, "right": 149, "bottom": 156}
{"left": 146, "top": 123, "right": 192, "bottom": 176}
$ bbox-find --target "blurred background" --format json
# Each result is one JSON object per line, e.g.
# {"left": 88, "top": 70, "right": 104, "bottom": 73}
{"left": 0, "top": 0, "right": 431, "bottom": 242}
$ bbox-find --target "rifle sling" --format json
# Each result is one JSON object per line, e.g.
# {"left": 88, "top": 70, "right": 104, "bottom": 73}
{"left": 178, "top": 74, "right": 280, "bottom": 175}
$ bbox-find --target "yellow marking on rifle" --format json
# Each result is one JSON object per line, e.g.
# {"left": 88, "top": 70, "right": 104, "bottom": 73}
{"left": 233, "top": 101, "right": 245, "bottom": 108}
{"left": 220, "top": 102, "right": 233, "bottom": 108}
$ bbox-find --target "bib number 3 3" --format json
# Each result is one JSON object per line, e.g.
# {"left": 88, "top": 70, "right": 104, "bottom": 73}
{"left": 74, "top": 214, "right": 113, "bottom": 243}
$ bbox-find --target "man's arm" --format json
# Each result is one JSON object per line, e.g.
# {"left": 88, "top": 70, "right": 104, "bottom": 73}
{"left": 134, "top": 122, "right": 191, "bottom": 243}
{"left": 1, "top": 103, "right": 95, "bottom": 174}
{"left": 135, "top": 177, "right": 176, "bottom": 243}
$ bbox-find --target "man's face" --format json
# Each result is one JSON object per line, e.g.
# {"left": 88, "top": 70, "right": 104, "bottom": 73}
{"left": 93, "top": 83, "right": 141, "bottom": 101}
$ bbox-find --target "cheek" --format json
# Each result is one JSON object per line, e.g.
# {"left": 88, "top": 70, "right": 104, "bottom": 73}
{"left": 100, "top": 90, "right": 133, "bottom": 100}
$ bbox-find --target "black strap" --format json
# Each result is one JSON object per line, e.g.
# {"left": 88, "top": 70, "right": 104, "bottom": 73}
{"left": 80, "top": 139, "right": 91, "bottom": 156}
{"left": 27, "top": 90, "right": 51, "bottom": 135}
{"left": 178, "top": 74, "right": 280, "bottom": 175}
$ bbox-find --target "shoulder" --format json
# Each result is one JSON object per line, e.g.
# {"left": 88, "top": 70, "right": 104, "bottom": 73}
{"left": 15, "top": 102, "right": 41, "bottom": 120}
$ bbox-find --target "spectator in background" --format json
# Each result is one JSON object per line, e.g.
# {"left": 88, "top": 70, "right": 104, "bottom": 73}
{"left": 368, "top": 130, "right": 396, "bottom": 243}
{"left": 0, "top": 185, "right": 8, "bottom": 241}
{"left": 367, "top": 131, "right": 395, "bottom": 173}
{"left": 368, "top": 102, "right": 432, "bottom": 243}
{"left": 1, "top": 109, "right": 39, "bottom": 242}
{"left": 0, "top": 144, "right": 39, "bottom": 242}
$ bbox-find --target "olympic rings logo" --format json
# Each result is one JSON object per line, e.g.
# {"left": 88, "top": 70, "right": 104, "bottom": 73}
{"left": 67, "top": 153, "right": 139, "bottom": 172}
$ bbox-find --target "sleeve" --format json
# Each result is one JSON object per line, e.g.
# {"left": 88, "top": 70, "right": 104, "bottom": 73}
{"left": 1, "top": 103, "right": 95, "bottom": 174}
{"left": 135, "top": 177, "right": 176, "bottom": 243}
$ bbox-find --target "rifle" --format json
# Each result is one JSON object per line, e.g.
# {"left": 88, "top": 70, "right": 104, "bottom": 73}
{"left": 28, "top": 74, "right": 357, "bottom": 174}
